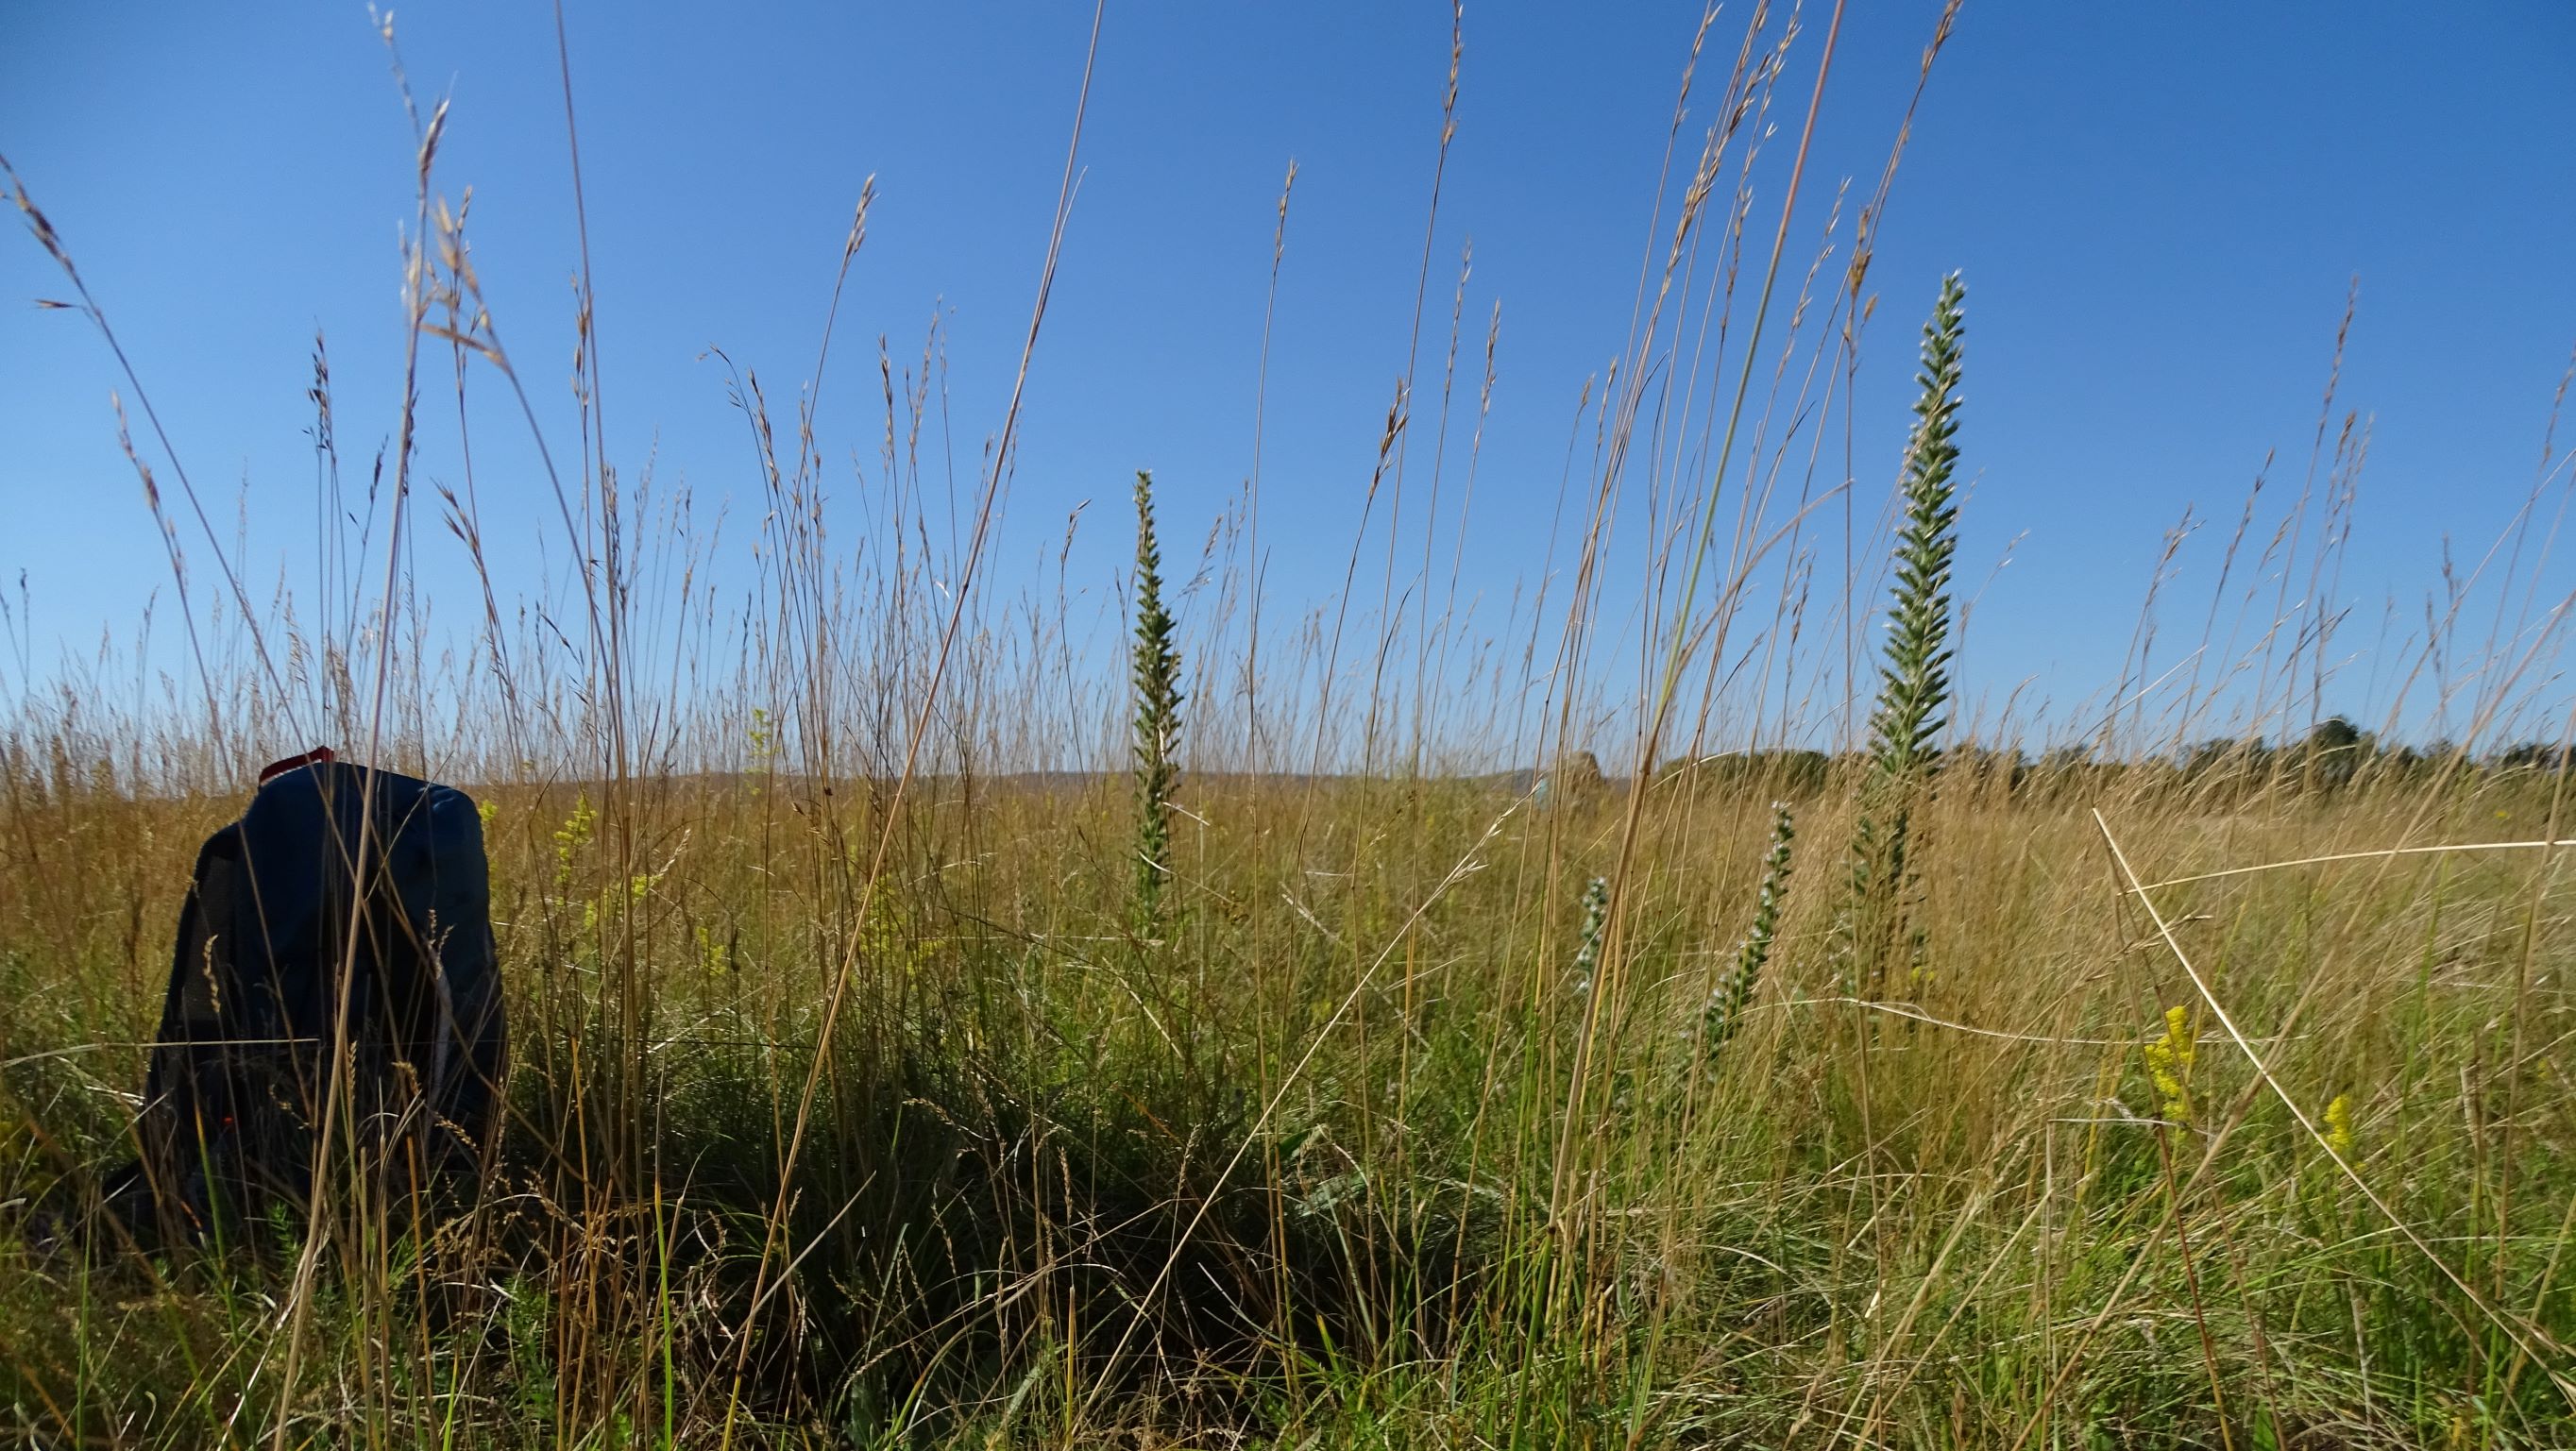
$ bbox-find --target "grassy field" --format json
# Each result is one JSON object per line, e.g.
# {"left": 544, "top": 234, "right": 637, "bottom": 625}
{"left": 6, "top": 8, "right": 2576, "bottom": 1446}
{"left": 7, "top": 730, "right": 2576, "bottom": 1447}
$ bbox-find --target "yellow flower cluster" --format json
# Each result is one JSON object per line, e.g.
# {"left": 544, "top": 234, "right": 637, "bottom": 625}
{"left": 578, "top": 871, "right": 655, "bottom": 938}
{"left": 2144, "top": 1004, "right": 2195, "bottom": 1126}
{"left": 552, "top": 792, "right": 596, "bottom": 889}
{"left": 694, "top": 922, "right": 732, "bottom": 975}
{"left": 2323, "top": 1092, "right": 2356, "bottom": 1158}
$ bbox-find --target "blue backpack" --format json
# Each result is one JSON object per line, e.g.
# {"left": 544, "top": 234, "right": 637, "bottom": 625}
{"left": 125, "top": 750, "right": 506, "bottom": 1239}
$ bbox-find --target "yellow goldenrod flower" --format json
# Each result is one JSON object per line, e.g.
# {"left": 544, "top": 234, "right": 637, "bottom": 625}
{"left": 2324, "top": 1092, "right": 2356, "bottom": 1157}
{"left": 552, "top": 792, "right": 596, "bottom": 888}
{"left": 2144, "top": 1004, "right": 2195, "bottom": 1126}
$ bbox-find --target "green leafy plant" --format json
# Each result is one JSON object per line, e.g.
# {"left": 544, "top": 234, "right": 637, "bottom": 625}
{"left": 1835, "top": 272, "right": 1965, "bottom": 1001}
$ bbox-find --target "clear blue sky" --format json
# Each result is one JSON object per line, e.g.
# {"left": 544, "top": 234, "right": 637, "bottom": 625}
{"left": 5, "top": 2, "right": 2573, "bottom": 757}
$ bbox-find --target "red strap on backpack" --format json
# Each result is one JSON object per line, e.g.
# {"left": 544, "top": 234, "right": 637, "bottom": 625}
{"left": 258, "top": 746, "right": 337, "bottom": 785}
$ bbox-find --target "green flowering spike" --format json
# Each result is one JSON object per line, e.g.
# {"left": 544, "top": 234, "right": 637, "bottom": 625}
{"left": 1130, "top": 470, "right": 1184, "bottom": 936}
{"left": 1707, "top": 804, "right": 1795, "bottom": 1060}
{"left": 1834, "top": 274, "right": 1965, "bottom": 1001}
{"left": 1569, "top": 876, "right": 1610, "bottom": 997}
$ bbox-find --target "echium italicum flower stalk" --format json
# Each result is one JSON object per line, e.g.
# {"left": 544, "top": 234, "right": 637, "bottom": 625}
{"left": 1129, "top": 470, "right": 1184, "bottom": 937}
{"left": 1706, "top": 804, "right": 1795, "bottom": 1060}
{"left": 1568, "top": 876, "right": 1610, "bottom": 998}
{"left": 1833, "top": 273, "right": 1965, "bottom": 1002}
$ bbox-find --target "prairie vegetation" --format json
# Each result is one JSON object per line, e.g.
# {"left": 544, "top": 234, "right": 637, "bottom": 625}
{"left": 5, "top": 6, "right": 2575, "bottom": 1447}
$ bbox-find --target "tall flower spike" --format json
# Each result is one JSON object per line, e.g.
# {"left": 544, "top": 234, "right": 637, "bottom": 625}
{"left": 1707, "top": 804, "right": 1795, "bottom": 1060}
{"left": 1129, "top": 470, "right": 1184, "bottom": 936}
{"left": 1569, "top": 876, "right": 1611, "bottom": 997}
{"left": 1833, "top": 273, "right": 1966, "bottom": 1002}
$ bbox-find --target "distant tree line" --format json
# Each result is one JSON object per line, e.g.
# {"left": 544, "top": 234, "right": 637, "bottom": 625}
{"left": 1635, "top": 717, "right": 2574, "bottom": 805}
